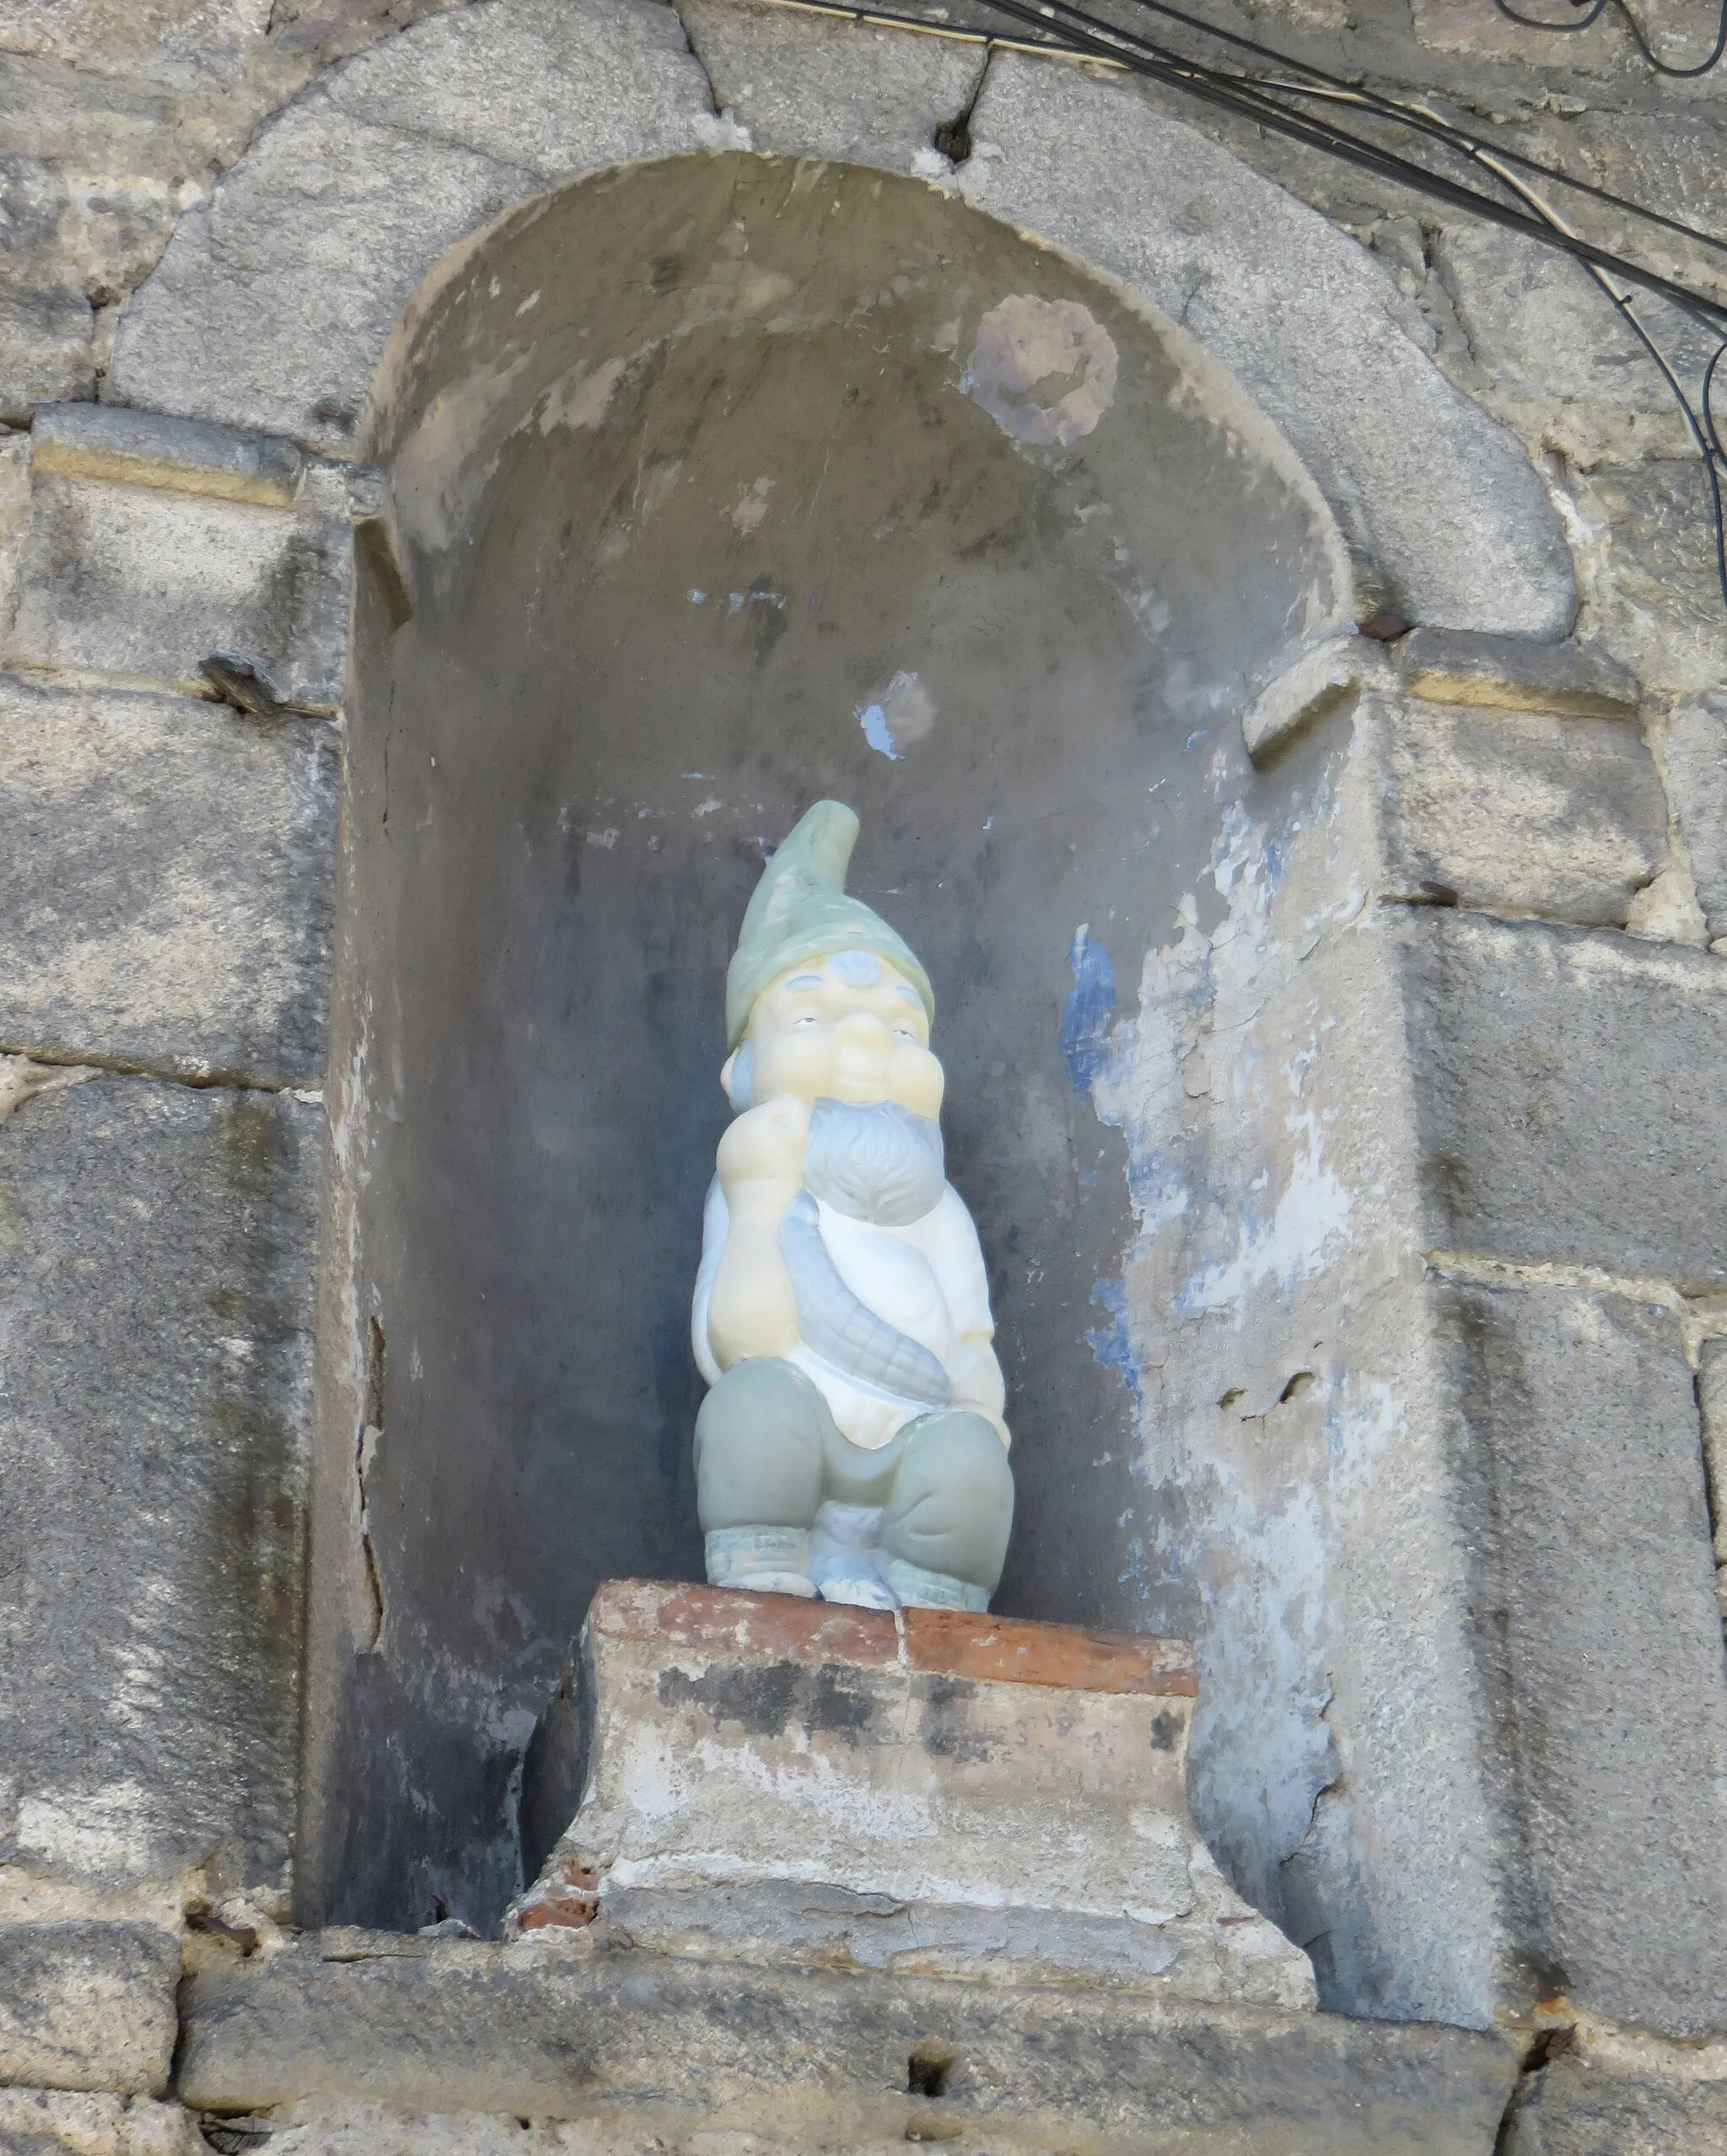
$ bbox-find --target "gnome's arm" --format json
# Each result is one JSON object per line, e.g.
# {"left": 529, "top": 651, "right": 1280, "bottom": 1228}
{"left": 924, "top": 1187, "right": 1011, "bottom": 1448}
{"left": 704, "top": 1097, "right": 810, "bottom": 1368}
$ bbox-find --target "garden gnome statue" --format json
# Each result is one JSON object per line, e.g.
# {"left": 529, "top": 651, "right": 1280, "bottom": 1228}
{"left": 691, "top": 802, "right": 1014, "bottom": 1612}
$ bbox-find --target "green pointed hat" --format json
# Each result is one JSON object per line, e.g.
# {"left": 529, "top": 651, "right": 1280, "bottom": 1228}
{"left": 725, "top": 800, "right": 934, "bottom": 1048}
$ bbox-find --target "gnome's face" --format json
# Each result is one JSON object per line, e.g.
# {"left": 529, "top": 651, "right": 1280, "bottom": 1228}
{"left": 724, "top": 950, "right": 944, "bottom": 1118}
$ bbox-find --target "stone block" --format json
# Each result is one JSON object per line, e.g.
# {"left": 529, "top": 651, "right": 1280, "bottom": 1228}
{"left": 179, "top": 1934, "right": 1517, "bottom": 2153}
{"left": 1394, "top": 629, "right": 1638, "bottom": 720}
{"left": 0, "top": 1924, "right": 179, "bottom": 2096}
{"left": 1243, "top": 633, "right": 1640, "bottom": 768}
{"left": 1504, "top": 2054, "right": 1727, "bottom": 2154}
{"left": 0, "top": 159, "right": 96, "bottom": 424}
{"left": 681, "top": 0, "right": 985, "bottom": 170}
{"left": 1432, "top": 1283, "right": 1727, "bottom": 2038}
{"left": 1369, "top": 698, "right": 1666, "bottom": 927}
{"left": 0, "top": 2086, "right": 197, "bottom": 2156}
{"left": 1664, "top": 701, "right": 1727, "bottom": 943}
{"left": 512, "top": 1582, "right": 1309, "bottom": 2006}
{"left": 0, "top": 680, "right": 336, "bottom": 1083}
{"left": 1429, "top": 222, "right": 1715, "bottom": 461}
{"left": 1563, "top": 459, "right": 1723, "bottom": 702}
{"left": 106, "top": 0, "right": 713, "bottom": 452}
{"left": 957, "top": 53, "right": 1574, "bottom": 638}
{"left": 0, "top": 1076, "right": 319, "bottom": 1894}
{"left": 1, "top": 465, "right": 350, "bottom": 709}
{"left": 1241, "top": 633, "right": 1376, "bottom": 763}
{"left": 32, "top": 402, "right": 304, "bottom": 509}
{"left": 1400, "top": 911, "right": 1727, "bottom": 1285}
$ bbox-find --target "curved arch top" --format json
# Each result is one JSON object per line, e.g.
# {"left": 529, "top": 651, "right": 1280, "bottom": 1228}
{"left": 104, "top": 0, "right": 1575, "bottom": 638}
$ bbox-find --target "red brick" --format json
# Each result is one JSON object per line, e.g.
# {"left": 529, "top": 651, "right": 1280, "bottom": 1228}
{"left": 588, "top": 1579, "right": 898, "bottom": 1667}
{"left": 516, "top": 1892, "right": 598, "bottom": 1932}
{"left": 902, "top": 1609, "right": 1197, "bottom": 1696}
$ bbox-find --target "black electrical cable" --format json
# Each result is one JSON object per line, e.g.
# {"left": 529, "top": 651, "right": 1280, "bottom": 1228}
{"left": 954, "top": 0, "right": 1727, "bottom": 608}
{"left": 1492, "top": 0, "right": 1727, "bottom": 78}
{"left": 1111, "top": 0, "right": 1727, "bottom": 260}
{"left": 970, "top": 0, "right": 1727, "bottom": 333}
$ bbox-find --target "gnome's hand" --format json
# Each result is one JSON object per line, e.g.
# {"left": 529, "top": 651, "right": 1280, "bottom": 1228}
{"left": 707, "top": 1098, "right": 810, "bottom": 1366}
{"left": 717, "top": 1096, "right": 811, "bottom": 1195}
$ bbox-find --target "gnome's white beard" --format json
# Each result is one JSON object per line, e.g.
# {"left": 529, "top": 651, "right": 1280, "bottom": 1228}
{"left": 803, "top": 1099, "right": 946, "bottom": 1226}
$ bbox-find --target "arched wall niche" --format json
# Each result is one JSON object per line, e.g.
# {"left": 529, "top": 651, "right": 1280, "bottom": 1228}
{"left": 304, "top": 148, "right": 1355, "bottom": 1932}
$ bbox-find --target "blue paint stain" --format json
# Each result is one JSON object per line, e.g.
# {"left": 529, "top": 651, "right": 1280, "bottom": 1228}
{"left": 1085, "top": 1275, "right": 1144, "bottom": 1417}
{"left": 1060, "top": 924, "right": 1116, "bottom": 1096}
{"left": 858, "top": 702, "right": 898, "bottom": 758}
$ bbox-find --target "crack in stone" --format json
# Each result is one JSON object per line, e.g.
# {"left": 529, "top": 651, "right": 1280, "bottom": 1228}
{"left": 0, "top": 1040, "right": 322, "bottom": 1103}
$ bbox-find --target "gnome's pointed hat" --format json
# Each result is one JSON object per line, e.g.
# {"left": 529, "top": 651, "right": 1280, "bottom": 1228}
{"left": 725, "top": 801, "right": 934, "bottom": 1048}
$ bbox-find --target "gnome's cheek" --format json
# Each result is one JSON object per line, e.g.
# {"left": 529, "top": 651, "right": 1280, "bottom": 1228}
{"left": 887, "top": 1043, "right": 944, "bottom": 1121}
{"left": 752, "top": 1027, "right": 840, "bottom": 1103}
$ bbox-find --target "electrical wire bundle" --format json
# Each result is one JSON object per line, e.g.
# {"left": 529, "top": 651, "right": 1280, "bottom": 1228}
{"left": 950, "top": 0, "right": 1727, "bottom": 609}
{"left": 780, "top": 0, "right": 1727, "bottom": 609}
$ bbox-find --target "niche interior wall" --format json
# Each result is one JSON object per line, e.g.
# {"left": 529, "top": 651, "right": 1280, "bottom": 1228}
{"left": 311, "top": 149, "right": 1349, "bottom": 1932}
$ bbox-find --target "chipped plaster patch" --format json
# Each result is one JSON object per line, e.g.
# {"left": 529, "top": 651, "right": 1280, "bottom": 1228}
{"left": 856, "top": 671, "right": 936, "bottom": 760}
{"left": 1176, "top": 1110, "right": 1352, "bottom": 1323}
{"left": 964, "top": 294, "right": 1118, "bottom": 449}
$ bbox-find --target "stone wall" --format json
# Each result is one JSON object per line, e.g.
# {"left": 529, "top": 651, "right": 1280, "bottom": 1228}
{"left": 2, "top": 0, "right": 1725, "bottom": 2147}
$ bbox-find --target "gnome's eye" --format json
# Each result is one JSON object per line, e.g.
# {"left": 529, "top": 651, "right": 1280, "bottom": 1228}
{"left": 793, "top": 1014, "right": 820, "bottom": 1027}
{"left": 893, "top": 1027, "right": 917, "bottom": 1041}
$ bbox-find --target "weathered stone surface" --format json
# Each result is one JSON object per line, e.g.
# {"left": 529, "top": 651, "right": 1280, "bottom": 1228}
{"left": 106, "top": 0, "right": 714, "bottom": 453}
{"left": 516, "top": 1582, "right": 1306, "bottom": 2007}
{"left": 0, "top": 680, "right": 336, "bottom": 1081}
{"left": 1244, "top": 632, "right": 1640, "bottom": 767}
{"left": 1, "top": 465, "right": 350, "bottom": 708}
{"left": 1504, "top": 2053, "right": 1727, "bottom": 2154}
{"left": 1242, "top": 633, "right": 1378, "bottom": 763}
{"left": 1401, "top": 912, "right": 1727, "bottom": 1284}
{"left": 1369, "top": 697, "right": 1666, "bottom": 927}
{"left": 1564, "top": 458, "right": 1724, "bottom": 702}
{"left": 1433, "top": 1282, "right": 1727, "bottom": 2038}
{"left": 1428, "top": 222, "right": 1714, "bottom": 467}
{"left": 0, "top": 1924, "right": 179, "bottom": 2096}
{"left": 957, "top": 54, "right": 1575, "bottom": 638}
{"left": 0, "top": 157, "right": 97, "bottom": 423}
{"left": 1663, "top": 701, "right": 1727, "bottom": 944}
{"left": 33, "top": 401, "right": 304, "bottom": 508}
{"left": 0, "top": 2085, "right": 197, "bottom": 2156}
{"left": 681, "top": 0, "right": 983, "bottom": 170}
{"left": 0, "top": 1077, "right": 319, "bottom": 1893}
{"left": 1394, "top": 629, "right": 1638, "bottom": 720}
{"left": 180, "top": 1936, "right": 1517, "bottom": 2153}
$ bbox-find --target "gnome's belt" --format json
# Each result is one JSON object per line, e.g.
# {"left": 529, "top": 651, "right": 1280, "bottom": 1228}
{"left": 778, "top": 1191, "right": 951, "bottom": 1407}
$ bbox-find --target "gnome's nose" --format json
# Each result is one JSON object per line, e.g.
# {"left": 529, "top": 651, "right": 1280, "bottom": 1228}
{"left": 836, "top": 1011, "right": 892, "bottom": 1054}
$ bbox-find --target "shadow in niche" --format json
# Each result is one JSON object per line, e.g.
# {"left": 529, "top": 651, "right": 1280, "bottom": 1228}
{"left": 303, "top": 151, "right": 1348, "bottom": 1932}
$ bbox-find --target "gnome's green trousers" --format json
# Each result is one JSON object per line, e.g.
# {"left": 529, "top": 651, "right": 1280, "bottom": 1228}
{"left": 695, "top": 1356, "right": 1014, "bottom": 1594}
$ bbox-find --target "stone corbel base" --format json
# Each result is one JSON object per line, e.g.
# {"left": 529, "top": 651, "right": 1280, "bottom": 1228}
{"left": 510, "top": 1580, "right": 1313, "bottom": 2007}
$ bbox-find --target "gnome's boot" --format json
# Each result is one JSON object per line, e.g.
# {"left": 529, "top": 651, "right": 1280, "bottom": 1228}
{"left": 881, "top": 1410, "right": 1014, "bottom": 1613}
{"left": 694, "top": 1358, "right": 827, "bottom": 1596}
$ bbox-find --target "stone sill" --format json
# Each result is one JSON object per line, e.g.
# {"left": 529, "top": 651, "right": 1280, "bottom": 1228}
{"left": 178, "top": 1930, "right": 1519, "bottom": 2156}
